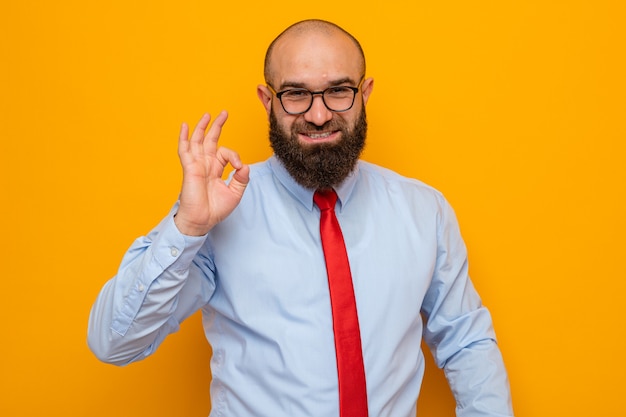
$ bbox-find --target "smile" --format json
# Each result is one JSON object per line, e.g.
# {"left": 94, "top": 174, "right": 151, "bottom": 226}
{"left": 308, "top": 132, "right": 333, "bottom": 139}
{"left": 300, "top": 130, "right": 340, "bottom": 143}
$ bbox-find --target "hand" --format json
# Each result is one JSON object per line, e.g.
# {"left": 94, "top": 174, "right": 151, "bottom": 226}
{"left": 174, "top": 111, "right": 249, "bottom": 236}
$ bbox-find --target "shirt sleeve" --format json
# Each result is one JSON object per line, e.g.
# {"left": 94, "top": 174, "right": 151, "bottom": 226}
{"left": 87, "top": 203, "right": 216, "bottom": 366}
{"left": 421, "top": 196, "right": 514, "bottom": 417}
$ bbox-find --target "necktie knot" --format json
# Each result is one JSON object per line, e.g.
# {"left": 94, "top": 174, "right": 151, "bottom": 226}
{"left": 314, "top": 189, "right": 338, "bottom": 211}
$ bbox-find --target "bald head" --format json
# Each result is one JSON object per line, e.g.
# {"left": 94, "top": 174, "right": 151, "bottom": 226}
{"left": 263, "top": 19, "right": 366, "bottom": 85}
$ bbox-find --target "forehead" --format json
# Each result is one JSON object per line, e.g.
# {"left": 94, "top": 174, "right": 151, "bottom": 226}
{"left": 269, "top": 31, "right": 363, "bottom": 89}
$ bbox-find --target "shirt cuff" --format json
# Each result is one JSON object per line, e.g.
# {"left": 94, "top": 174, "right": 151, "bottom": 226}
{"left": 152, "top": 214, "right": 208, "bottom": 273}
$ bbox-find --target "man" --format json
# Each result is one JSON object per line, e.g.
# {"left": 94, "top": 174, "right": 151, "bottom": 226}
{"left": 88, "top": 19, "right": 514, "bottom": 417}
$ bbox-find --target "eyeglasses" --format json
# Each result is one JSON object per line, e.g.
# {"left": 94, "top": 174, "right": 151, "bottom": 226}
{"left": 267, "top": 78, "right": 365, "bottom": 115}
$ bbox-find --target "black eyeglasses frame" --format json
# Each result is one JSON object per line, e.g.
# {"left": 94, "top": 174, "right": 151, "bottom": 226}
{"left": 266, "top": 78, "right": 365, "bottom": 115}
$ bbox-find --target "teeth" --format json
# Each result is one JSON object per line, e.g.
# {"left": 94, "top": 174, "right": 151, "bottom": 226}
{"left": 308, "top": 132, "right": 332, "bottom": 139}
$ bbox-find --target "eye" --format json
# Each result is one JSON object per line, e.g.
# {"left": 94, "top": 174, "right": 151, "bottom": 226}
{"left": 325, "top": 86, "right": 353, "bottom": 97}
{"left": 282, "top": 89, "right": 310, "bottom": 100}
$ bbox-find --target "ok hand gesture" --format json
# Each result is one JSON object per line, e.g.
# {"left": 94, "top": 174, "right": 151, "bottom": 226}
{"left": 174, "top": 111, "right": 249, "bottom": 236}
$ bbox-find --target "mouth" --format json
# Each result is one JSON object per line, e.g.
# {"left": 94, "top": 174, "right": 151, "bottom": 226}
{"left": 299, "top": 130, "right": 340, "bottom": 144}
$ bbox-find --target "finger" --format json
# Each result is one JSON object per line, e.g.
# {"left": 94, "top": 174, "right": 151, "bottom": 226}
{"left": 190, "top": 113, "right": 212, "bottom": 144}
{"left": 204, "top": 110, "right": 229, "bottom": 147}
{"left": 178, "top": 122, "right": 190, "bottom": 154}
{"left": 215, "top": 146, "right": 243, "bottom": 170}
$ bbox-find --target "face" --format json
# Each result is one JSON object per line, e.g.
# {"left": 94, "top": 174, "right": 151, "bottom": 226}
{"left": 258, "top": 29, "right": 374, "bottom": 189}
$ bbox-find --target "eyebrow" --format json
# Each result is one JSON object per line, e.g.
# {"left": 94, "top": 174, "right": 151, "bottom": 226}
{"left": 278, "top": 77, "right": 357, "bottom": 91}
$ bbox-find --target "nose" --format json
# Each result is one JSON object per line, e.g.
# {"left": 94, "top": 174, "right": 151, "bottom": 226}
{"left": 303, "top": 95, "right": 333, "bottom": 126}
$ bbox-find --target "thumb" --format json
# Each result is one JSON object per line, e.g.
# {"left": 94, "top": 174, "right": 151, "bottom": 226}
{"left": 229, "top": 164, "right": 250, "bottom": 197}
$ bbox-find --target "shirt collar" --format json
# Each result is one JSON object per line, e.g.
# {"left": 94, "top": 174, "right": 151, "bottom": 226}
{"left": 269, "top": 155, "right": 359, "bottom": 212}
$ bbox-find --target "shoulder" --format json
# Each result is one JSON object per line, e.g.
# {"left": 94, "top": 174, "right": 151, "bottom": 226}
{"left": 355, "top": 161, "right": 459, "bottom": 228}
{"left": 227, "top": 159, "right": 275, "bottom": 190}
{"left": 357, "top": 160, "right": 444, "bottom": 201}
{"left": 247, "top": 159, "right": 274, "bottom": 180}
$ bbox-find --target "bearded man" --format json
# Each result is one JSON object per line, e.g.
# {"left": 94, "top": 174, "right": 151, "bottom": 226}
{"left": 88, "top": 19, "right": 514, "bottom": 417}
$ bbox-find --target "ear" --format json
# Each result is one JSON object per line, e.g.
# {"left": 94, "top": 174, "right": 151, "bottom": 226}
{"left": 360, "top": 77, "right": 374, "bottom": 105}
{"left": 257, "top": 85, "right": 273, "bottom": 117}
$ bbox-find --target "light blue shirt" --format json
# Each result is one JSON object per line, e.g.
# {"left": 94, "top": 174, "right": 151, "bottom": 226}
{"left": 88, "top": 156, "right": 513, "bottom": 417}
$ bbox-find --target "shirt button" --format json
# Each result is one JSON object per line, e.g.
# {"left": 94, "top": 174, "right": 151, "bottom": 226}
{"left": 137, "top": 283, "right": 145, "bottom": 292}
{"left": 170, "top": 247, "right": 179, "bottom": 257}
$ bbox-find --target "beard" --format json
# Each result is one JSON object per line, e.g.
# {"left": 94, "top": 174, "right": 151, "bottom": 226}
{"left": 269, "top": 108, "right": 367, "bottom": 190}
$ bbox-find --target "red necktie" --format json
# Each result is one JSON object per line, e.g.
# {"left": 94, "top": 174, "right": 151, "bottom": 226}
{"left": 314, "top": 189, "right": 368, "bottom": 417}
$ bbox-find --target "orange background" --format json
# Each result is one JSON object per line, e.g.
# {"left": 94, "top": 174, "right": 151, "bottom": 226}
{"left": 1, "top": 1, "right": 624, "bottom": 416}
